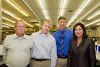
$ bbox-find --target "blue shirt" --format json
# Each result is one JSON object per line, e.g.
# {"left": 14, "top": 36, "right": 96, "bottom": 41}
{"left": 53, "top": 29, "right": 73, "bottom": 57}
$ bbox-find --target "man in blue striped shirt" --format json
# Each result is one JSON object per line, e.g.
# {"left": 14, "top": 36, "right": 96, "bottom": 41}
{"left": 53, "top": 16, "right": 73, "bottom": 67}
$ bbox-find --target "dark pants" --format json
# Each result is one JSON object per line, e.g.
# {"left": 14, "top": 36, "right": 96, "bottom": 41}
{"left": 0, "top": 64, "right": 30, "bottom": 67}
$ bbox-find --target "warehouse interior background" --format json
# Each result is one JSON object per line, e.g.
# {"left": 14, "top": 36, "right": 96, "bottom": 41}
{"left": 0, "top": 0, "right": 100, "bottom": 66}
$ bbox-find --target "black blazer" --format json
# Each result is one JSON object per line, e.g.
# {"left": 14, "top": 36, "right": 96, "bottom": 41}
{"left": 67, "top": 37, "right": 96, "bottom": 67}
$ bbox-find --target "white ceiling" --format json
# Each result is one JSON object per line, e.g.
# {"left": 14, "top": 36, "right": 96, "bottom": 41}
{"left": 2, "top": 0, "right": 100, "bottom": 28}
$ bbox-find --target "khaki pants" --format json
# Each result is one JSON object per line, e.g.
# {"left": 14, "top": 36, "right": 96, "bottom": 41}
{"left": 32, "top": 60, "right": 50, "bottom": 67}
{"left": 57, "top": 58, "right": 67, "bottom": 67}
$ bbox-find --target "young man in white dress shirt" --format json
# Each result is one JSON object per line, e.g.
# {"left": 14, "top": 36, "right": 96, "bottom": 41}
{"left": 31, "top": 19, "right": 57, "bottom": 67}
{"left": 3, "top": 20, "right": 33, "bottom": 67}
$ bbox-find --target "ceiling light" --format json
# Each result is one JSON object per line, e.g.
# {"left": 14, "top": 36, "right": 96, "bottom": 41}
{"left": 2, "top": 9, "right": 21, "bottom": 20}
{"left": 23, "top": 0, "right": 40, "bottom": 21}
{"left": 86, "top": 19, "right": 100, "bottom": 26}
{"left": 2, "top": 17, "right": 15, "bottom": 23}
{"left": 2, "top": 25, "right": 10, "bottom": 28}
{"left": 2, "top": 9, "right": 33, "bottom": 27}
{"left": 3, "top": 23, "right": 14, "bottom": 27}
{"left": 97, "top": 23, "right": 100, "bottom": 25}
{"left": 59, "top": 0, "right": 69, "bottom": 16}
{"left": 24, "top": 22, "right": 33, "bottom": 27}
{"left": 6, "top": 0, "right": 29, "bottom": 17}
{"left": 36, "top": 23, "right": 39, "bottom": 26}
{"left": 38, "top": 0, "right": 50, "bottom": 19}
{"left": 87, "top": 10, "right": 100, "bottom": 20}
{"left": 75, "top": 3, "right": 100, "bottom": 24}
{"left": 67, "top": 0, "right": 91, "bottom": 27}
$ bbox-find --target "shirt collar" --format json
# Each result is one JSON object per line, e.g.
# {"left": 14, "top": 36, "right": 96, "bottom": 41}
{"left": 58, "top": 29, "right": 66, "bottom": 32}
{"left": 38, "top": 31, "right": 50, "bottom": 36}
{"left": 13, "top": 34, "right": 27, "bottom": 39}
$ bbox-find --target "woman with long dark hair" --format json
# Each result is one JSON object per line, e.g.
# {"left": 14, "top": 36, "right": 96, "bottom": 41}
{"left": 67, "top": 23, "right": 96, "bottom": 67}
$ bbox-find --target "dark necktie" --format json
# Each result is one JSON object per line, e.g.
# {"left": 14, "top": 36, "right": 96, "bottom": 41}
{"left": 60, "top": 30, "right": 65, "bottom": 56}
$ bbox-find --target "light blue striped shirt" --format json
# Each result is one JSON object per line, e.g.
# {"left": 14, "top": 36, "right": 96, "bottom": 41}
{"left": 31, "top": 31, "right": 57, "bottom": 67}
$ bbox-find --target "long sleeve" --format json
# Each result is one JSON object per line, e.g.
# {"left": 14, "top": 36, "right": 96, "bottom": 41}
{"left": 50, "top": 39, "right": 57, "bottom": 67}
{"left": 89, "top": 38, "right": 96, "bottom": 67}
{"left": 67, "top": 40, "right": 72, "bottom": 67}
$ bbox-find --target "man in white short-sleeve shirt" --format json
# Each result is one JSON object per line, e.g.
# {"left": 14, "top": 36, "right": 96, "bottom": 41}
{"left": 3, "top": 20, "right": 33, "bottom": 67}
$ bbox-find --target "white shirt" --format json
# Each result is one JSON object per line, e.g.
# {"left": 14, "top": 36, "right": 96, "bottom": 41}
{"left": 3, "top": 34, "right": 33, "bottom": 67}
{"left": 31, "top": 31, "right": 57, "bottom": 67}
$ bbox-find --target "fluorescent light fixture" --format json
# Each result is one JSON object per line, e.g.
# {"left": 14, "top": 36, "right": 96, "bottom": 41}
{"left": 2, "top": 9, "right": 21, "bottom": 20}
{"left": 59, "top": 0, "right": 69, "bottom": 16}
{"left": 2, "top": 25, "right": 10, "bottom": 28}
{"left": 2, "top": 9, "right": 33, "bottom": 27}
{"left": 97, "top": 23, "right": 100, "bottom": 25}
{"left": 3, "top": 23, "right": 14, "bottom": 27}
{"left": 67, "top": 0, "right": 91, "bottom": 27}
{"left": 23, "top": 0, "right": 40, "bottom": 21}
{"left": 87, "top": 10, "right": 100, "bottom": 20}
{"left": 2, "top": 17, "right": 15, "bottom": 23}
{"left": 6, "top": 0, "right": 29, "bottom": 17}
{"left": 38, "top": 0, "right": 50, "bottom": 19}
{"left": 24, "top": 21, "right": 33, "bottom": 27}
{"left": 86, "top": 19, "right": 100, "bottom": 26}
{"left": 75, "top": 3, "right": 100, "bottom": 24}
{"left": 36, "top": 23, "right": 39, "bottom": 26}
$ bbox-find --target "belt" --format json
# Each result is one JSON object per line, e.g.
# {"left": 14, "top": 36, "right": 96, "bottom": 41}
{"left": 32, "top": 58, "right": 49, "bottom": 61}
{"left": 58, "top": 56, "right": 68, "bottom": 58}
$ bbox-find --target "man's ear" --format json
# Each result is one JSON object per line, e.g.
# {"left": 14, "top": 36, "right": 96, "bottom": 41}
{"left": 65, "top": 22, "right": 67, "bottom": 25}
